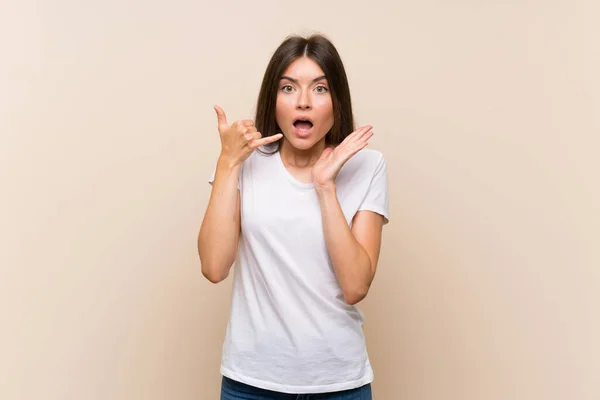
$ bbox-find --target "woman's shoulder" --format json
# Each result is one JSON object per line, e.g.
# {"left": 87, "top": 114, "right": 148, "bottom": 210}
{"left": 346, "top": 148, "right": 385, "bottom": 170}
{"left": 334, "top": 148, "right": 385, "bottom": 185}
{"left": 238, "top": 145, "right": 279, "bottom": 171}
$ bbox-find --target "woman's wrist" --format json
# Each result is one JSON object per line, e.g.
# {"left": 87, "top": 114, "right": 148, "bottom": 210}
{"left": 217, "top": 153, "right": 242, "bottom": 170}
{"left": 315, "top": 182, "right": 337, "bottom": 199}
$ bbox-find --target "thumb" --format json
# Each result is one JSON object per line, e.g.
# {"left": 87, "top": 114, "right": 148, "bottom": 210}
{"left": 318, "top": 146, "right": 334, "bottom": 161}
{"left": 213, "top": 105, "right": 228, "bottom": 130}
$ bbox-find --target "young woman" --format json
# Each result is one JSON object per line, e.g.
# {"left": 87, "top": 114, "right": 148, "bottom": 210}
{"left": 198, "top": 33, "right": 389, "bottom": 400}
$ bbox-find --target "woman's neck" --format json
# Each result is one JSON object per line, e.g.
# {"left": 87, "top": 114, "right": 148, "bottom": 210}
{"left": 279, "top": 138, "right": 326, "bottom": 169}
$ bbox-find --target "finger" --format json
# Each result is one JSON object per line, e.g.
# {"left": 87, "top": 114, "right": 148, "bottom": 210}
{"left": 353, "top": 125, "right": 373, "bottom": 141}
{"left": 343, "top": 141, "right": 369, "bottom": 161}
{"left": 246, "top": 131, "right": 261, "bottom": 141}
{"left": 343, "top": 125, "right": 372, "bottom": 144}
{"left": 350, "top": 131, "right": 374, "bottom": 150}
{"left": 254, "top": 133, "right": 283, "bottom": 147}
{"left": 245, "top": 125, "right": 258, "bottom": 134}
{"left": 318, "top": 146, "right": 334, "bottom": 161}
{"left": 239, "top": 119, "right": 255, "bottom": 127}
{"left": 359, "top": 130, "right": 374, "bottom": 142}
{"left": 214, "top": 105, "right": 228, "bottom": 130}
{"left": 343, "top": 130, "right": 372, "bottom": 153}
{"left": 353, "top": 135, "right": 373, "bottom": 153}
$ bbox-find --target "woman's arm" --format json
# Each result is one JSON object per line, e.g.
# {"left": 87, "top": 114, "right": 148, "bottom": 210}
{"left": 197, "top": 106, "right": 283, "bottom": 283}
{"left": 198, "top": 157, "right": 241, "bottom": 283}
{"left": 311, "top": 125, "right": 385, "bottom": 304}
{"left": 316, "top": 186, "right": 384, "bottom": 304}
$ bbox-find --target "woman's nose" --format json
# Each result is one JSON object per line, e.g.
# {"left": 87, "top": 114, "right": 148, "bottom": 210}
{"left": 296, "top": 92, "right": 311, "bottom": 110}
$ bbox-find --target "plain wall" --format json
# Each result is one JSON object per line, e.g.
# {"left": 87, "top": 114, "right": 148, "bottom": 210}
{"left": 1, "top": 1, "right": 598, "bottom": 399}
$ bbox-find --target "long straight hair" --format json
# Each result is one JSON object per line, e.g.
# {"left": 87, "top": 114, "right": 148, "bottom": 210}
{"left": 255, "top": 34, "right": 355, "bottom": 154}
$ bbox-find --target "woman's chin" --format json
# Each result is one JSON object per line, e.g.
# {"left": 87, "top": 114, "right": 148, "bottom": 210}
{"left": 283, "top": 133, "right": 326, "bottom": 151}
{"left": 285, "top": 138, "right": 317, "bottom": 151}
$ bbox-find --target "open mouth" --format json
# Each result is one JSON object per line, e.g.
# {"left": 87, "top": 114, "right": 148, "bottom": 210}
{"left": 293, "top": 118, "right": 314, "bottom": 131}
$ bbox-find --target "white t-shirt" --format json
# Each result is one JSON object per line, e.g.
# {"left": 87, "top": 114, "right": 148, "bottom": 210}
{"left": 208, "top": 146, "right": 389, "bottom": 394}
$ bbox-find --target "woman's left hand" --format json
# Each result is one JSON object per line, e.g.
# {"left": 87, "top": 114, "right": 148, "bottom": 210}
{"left": 312, "top": 125, "right": 374, "bottom": 190}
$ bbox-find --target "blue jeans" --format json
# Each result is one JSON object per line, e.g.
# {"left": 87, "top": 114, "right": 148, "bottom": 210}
{"left": 220, "top": 376, "right": 372, "bottom": 400}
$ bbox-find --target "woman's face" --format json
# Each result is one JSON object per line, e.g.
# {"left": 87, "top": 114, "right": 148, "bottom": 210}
{"left": 275, "top": 57, "right": 334, "bottom": 151}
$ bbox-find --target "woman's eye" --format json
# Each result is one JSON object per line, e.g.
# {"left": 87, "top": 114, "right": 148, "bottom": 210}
{"left": 315, "top": 86, "right": 328, "bottom": 93}
{"left": 282, "top": 85, "right": 294, "bottom": 93}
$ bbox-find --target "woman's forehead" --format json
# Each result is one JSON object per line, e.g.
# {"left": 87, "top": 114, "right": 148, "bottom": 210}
{"left": 281, "top": 57, "right": 326, "bottom": 81}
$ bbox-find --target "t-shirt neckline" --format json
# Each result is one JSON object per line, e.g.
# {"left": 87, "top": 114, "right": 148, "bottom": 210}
{"left": 275, "top": 151, "right": 315, "bottom": 189}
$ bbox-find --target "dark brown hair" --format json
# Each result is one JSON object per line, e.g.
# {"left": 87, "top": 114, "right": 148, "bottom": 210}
{"left": 255, "top": 33, "right": 355, "bottom": 154}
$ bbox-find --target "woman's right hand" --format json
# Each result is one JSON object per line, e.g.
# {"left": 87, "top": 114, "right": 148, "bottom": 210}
{"left": 214, "top": 105, "right": 283, "bottom": 166}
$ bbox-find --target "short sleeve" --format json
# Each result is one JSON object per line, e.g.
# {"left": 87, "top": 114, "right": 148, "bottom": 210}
{"left": 358, "top": 154, "right": 390, "bottom": 225}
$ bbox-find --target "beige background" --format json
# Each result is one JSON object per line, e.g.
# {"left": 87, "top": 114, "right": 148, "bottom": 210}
{"left": 1, "top": 0, "right": 599, "bottom": 399}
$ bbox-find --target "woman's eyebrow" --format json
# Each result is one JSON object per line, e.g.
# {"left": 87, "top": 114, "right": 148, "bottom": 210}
{"left": 280, "top": 75, "right": 327, "bottom": 84}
